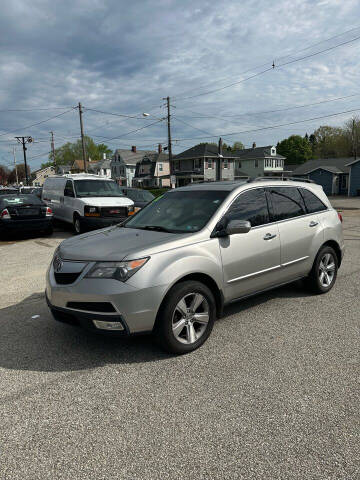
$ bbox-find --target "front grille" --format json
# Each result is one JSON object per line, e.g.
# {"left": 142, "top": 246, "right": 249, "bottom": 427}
{"left": 54, "top": 272, "right": 81, "bottom": 285}
{"left": 66, "top": 302, "right": 116, "bottom": 313}
{"left": 101, "top": 206, "right": 128, "bottom": 218}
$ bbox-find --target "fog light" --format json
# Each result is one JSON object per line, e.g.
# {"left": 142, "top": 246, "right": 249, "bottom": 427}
{"left": 93, "top": 320, "right": 124, "bottom": 330}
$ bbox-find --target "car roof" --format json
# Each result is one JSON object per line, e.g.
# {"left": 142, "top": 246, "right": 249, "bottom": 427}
{"left": 175, "top": 179, "right": 321, "bottom": 193}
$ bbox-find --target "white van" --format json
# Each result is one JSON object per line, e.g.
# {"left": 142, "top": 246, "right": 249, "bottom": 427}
{"left": 42, "top": 174, "right": 134, "bottom": 233}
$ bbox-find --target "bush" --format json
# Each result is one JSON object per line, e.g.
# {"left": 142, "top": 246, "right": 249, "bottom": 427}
{"left": 148, "top": 188, "right": 170, "bottom": 197}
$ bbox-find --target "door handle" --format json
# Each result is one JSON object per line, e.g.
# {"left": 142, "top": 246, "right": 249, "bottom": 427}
{"left": 263, "top": 233, "right": 277, "bottom": 240}
{"left": 309, "top": 221, "right": 318, "bottom": 227}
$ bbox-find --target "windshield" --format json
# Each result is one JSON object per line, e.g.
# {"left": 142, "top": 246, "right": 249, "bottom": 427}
{"left": 74, "top": 180, "right": 125, "bottom": 197}
{"left": 127, "top": 189, "right": 155, "bottom": 202}
{"left": 124, "top": 189, "right": 229, "bottom": 233}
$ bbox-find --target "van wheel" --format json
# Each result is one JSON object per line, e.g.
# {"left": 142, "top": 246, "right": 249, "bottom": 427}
{"left": 154, "top": 281, "right": 216, "bottom": 354}
{"left": 73, "top": 214, "right": 82, "bottom": 234}
{"left": 305, "top": 246, "right": 338, "bottom": 294}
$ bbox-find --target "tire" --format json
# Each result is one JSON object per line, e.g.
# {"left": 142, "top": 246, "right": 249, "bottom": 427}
{"left": 73, "top": 214, "right": 82, "bottom": 235}
{"left": 154, "top": 280, "right": 216, "bottom": 354}
{"left": 305, "top": 246, "right": 338, "bottom": 294}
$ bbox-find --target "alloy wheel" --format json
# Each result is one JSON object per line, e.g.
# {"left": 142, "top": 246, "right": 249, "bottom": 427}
{"left": 172, "top": 292, "right": 209, "bottom": 344}
{"left": 318, "top": 252, "right": 335, "bottom": 288}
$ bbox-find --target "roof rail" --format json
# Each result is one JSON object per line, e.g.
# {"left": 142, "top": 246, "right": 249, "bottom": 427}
{"left": 249, "top": 176, "right": 315, "bottom": 184}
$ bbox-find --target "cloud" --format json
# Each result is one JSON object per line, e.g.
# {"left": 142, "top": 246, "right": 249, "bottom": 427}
{"left": 0, "top": 0, "right": 359, "bottom": 169}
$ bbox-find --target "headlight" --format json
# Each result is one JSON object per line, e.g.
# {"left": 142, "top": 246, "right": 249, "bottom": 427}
{"left": 84, "top": 205, "right": 100, "bottom": 217}
{"left": 85, "top": 257, "right": 149, "bottom": 282}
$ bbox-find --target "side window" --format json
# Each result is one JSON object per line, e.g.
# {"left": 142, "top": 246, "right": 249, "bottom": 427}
{"left": 300, "top": 188, "right": 327, "bottom": 213}
{"left": 64, "top": 180, "right": 75, "bottom": 197}
{"left": 226, "top": 188, "right": 269, "bottom": 227}
{"left": 270, "top": 187, "right": 306, "bottom": 221}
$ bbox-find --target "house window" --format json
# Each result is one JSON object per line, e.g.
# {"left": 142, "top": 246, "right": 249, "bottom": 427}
{"left": 238, "top": 160, "right": 242, "bottom": 168}
{"left": 158, "top": 163, "right": 163, "bottom": 172}
{"left": 254, "top": 159, "right": 258, "bottom": 168}
{"left": 193, "top": 158, "right": 201, "bottom": 169}
{"left": 223, "top": 158, "right": 229, "bottom": 169}
{"left": 271, "top": 147, "right": 276, "bottom": 156}
{"left": 174, "top": 160, "right": 180, "bottom": 171}
{"left": 206, "top": 158, "right": 213, "bottom": 169}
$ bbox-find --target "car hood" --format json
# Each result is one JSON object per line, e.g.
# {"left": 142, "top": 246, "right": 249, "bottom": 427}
{"left": 80, "top": 197, "right": 134, "bottom": 207}
{"left": 58, "top": 226, "right": 191, "bottom": 261}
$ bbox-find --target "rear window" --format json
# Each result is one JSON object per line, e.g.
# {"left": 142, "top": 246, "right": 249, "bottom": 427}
{"left": 0, "top": 194, "right": 43, "bottom": 206}
{"left": 300, "top": 188, "right": 327, "bottom": 213}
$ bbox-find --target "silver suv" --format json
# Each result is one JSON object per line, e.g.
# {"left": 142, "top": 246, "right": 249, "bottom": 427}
{"left": 46, "top": 179, "right": 344, "bottom": 354}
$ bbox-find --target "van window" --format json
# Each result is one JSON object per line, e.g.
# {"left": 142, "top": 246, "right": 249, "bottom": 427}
{"left": 226, "top": 188, "right": 269, "bottom": 227}
{"left": 74, "top": 180, "right": 125, "bottom": 198}
{"left": 269, "top": 187, "right": 306, "bottom": 221}
{"left": 64, "top": 180, "right": 75, "bottom": 197}
{"left": 300, "top": 188, "right": 327, "bottom": 213}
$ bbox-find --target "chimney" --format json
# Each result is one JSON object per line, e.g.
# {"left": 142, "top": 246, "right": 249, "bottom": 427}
{"left": 252, "top": 142, "right": 256, "bottom": 149}
{"left": 158, "top": 144, "right": 162, "bottom": 154}
{"left": 131, "top": 146, "right": 136, "bottom": 153}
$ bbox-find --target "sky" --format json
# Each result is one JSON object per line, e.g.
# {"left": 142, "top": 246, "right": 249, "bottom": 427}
{"left": 1, "top": 0, "right": 360, "bottom": 171}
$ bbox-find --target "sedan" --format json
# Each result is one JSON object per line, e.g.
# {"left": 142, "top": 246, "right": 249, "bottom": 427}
{"left": 118, "top": 188, "right": 155, "bottom": 210}
{"left": 0, "top": 194, "right": 53, "bottom": 237}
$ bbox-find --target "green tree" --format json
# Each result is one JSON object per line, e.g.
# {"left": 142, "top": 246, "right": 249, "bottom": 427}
{"left": 0, "top": 164, "right": 10, "bottom": 184}
{"left": 277, "top": 135, "right": 312, "bottom": 165}
{"left": 45, "top": 136, "right": 113, "bottom": 167}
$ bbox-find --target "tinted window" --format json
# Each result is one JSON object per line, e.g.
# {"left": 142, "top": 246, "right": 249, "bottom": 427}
{"left": 64, "top": 180, "right": 74, "bottom": 197}
{"left": 300, "top": 188, "right": 327, "bottom": 213}
{"left": 125, "top": 190, "right": 229, "bottom": 233}
{"left": 0, "top": 194, "right": 43, "bottom": 206}
{"left": 226, "top": 188, "right": 269, "bottom": 227}
{"left": 270, "top": 187, "right": 306, "bottom": 221}
{"left": 74, "top": 180, "right": 125, "bottom": 197}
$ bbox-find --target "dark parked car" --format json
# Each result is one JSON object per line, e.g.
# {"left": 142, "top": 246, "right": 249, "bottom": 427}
{"left": 0, "top": 187, "right": 19, "bottom": 195}
{"left": 118, "top": 187, "right": 155, "bottom": 210}
{"left": 0, "top": 194, "right": 53, "bottom": 237}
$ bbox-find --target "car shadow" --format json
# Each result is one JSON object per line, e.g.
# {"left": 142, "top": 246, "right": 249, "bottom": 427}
{"left": 0, "top": 281, "right": 309, "bottom": 373}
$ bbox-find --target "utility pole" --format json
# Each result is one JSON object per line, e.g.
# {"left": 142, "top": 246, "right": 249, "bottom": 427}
{"left": 352, "top": 118, "right": 357, "bottom": 160}
{"left": 13, "top": 147, "right": 18, "bottom": 185}
{"left": 50, "top": 131, "right": 56, "bottom": 170}
{"left": 15, "top": 136, "right": 32, "bottom": 186}
{"left": 78, "top": 102, "right": 87, "bottom": 172}
{"left": 217, "top": 137, "right": 223, "bottom": 181}
{"left": 165, "top": 96, "right": 173, "bottom": 173}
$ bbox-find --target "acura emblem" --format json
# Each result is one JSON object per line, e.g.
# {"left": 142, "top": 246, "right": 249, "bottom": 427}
{"left": 53, "top": 255, "right": 63, "bottom": 273}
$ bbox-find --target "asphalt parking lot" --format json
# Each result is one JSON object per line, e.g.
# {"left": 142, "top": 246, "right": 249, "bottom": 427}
{"left": 0, "top": 208, "right": 359, "bottom": 480}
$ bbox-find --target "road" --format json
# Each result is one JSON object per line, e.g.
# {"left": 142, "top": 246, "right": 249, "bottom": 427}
{"left": 0, "top": 214, "right": 359, "bottom": 479}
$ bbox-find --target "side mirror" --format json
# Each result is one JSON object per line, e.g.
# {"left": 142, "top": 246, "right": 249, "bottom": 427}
{"left": 226, "top": 219, "right": 251, "bottom": 235}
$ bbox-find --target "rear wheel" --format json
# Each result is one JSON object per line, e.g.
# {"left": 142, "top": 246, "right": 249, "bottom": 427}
{"left": 73, "top": 214, "right": 82, "bottom": 234}
{"left": 305, "top": 246, "right": 338, "bottom": 294}
{"left": 154, "top": 281, "right": 216, "bottom": 354}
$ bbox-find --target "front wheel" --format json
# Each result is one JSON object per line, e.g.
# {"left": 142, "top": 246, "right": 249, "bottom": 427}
{"left": 305, "top": 246, "right": 338, "bottom": 294}
{"left": 154, "top": 281, "right": 216, "bottom": 354}
{"left": 73, "top": 215, "right": 82, "bottom": 235}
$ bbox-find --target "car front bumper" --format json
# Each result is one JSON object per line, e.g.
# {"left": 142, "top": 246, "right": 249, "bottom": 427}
{"left": 45, "top": 262, "right": 167, "bottom": 334}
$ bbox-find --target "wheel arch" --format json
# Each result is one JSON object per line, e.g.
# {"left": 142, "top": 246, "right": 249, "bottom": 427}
{"left": 321, "top": 240, "right": 342, "bottom": 267}
{"left": 155, "top": 272, "right": 224, "bottom": 326}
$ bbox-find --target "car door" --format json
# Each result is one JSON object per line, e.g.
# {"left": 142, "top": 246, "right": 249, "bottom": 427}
{"left": 63, "top": 180, "right": 76, "bottom": 223}
{"left": 219, "top": 187, "right": 281, "bottom": 301}
{"left": 267, "top": 186, "right": 324, "bottom": 282}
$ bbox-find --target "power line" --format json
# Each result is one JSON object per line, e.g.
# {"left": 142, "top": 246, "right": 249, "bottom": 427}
{"left": 0, "top": 108, "right": 76, "bottom": 138}
{"left": 175, "top": 92, "right": 360, "bottom": 120}
{"left": 91, "top": 118, "right": 165, "bottom": 142}
{"left": 175, "top": 106, "right": 360, "bottom": 141}
{"left": 0, "top": 106, "right": 73, "bottom": 113}
{"left": 174, "top": 117, "right": 218, "bottom": 137}
{"left": 84, "top": 107, "right": 147, "bottom": 120}
{"left": 172, "top": 26, "right": 360, "bottom": 100}
{"left": 174, "top": 33, "right": 360, "bottom": 101}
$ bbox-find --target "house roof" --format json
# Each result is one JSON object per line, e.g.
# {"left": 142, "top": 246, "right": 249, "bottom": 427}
{"left": 113, "top": 149, "right": 156, "bottom": 165}
{"left": 291, "top": 158, "right": 353, "bottom": 176}
{"left": 174, "top": 143, "right": 286, "bottom": 160}
{"left": 235, "top": 145, "right": 286, "bottom": 160}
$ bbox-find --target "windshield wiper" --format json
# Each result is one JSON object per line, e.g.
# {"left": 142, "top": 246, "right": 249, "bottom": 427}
{"left": 138, "top": 225, "right": 175, "bottom": 233}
